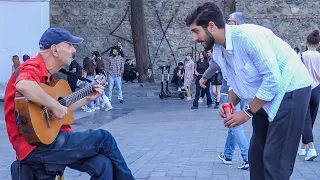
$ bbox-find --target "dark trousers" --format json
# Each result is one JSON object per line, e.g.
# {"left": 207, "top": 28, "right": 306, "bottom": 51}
{"left": 172, "top": 77, "right": 183, "bottom": 89}
{"left": 302, "top": 84, "right": 320, "bottom": 144}
{"left": 200, "top": 86, "right": 205, "bottom": 98}
{"left": 193, "top": 76, "right": 212, "bottom": 106}
{"left": 249, "top": 86, "right": 311, "bottom": 180}
{"left": 123, "top": 73, "right": 136, "bottom": 82}
{"left": 21, "top": 130, "right": 134, "bottom": 180}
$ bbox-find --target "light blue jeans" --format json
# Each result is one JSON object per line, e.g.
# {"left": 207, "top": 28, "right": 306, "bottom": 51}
{"left": 210, "top": 83, "right": 215, "bottom": 103}
{"left": 224, "top": 102, "right": 249, "bottom": 161}
{"left": 108, "top": 76, "right": 123, "bottom": 100}
{"left": 85, "top": 76, "right": 95, "bottom": 108}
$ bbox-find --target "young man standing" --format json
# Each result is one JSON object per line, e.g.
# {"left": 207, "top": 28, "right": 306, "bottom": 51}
{"left": 185, "top": 2, "right": 312, "bottom": 180}
{"left": 107, "top": 48, "right": 125, "bottom": 103}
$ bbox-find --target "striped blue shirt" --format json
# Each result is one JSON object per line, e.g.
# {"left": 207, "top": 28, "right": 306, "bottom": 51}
{"left": 212, "top": 24, "right": 313, "bottom": 121}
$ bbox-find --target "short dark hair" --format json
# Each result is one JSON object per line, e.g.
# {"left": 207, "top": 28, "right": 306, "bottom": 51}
{"left": 186, "top": 53, "right": 193, "bottom": 58}
{"left": 185, "top": 2, "right": 225, "bottom": 29}
{"left": 178, "top": 62, "right": 184, "bottom": 66}
{"left": 23, "top": 54, "right": 30, "bottom": 62}
{"left": 92, "top": 51, "right": 100, "bottom": 58}
{"left": 307, "top": 30, "right": 320, "bottom": 45}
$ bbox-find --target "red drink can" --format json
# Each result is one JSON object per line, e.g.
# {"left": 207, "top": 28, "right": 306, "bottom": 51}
{"left": 222, "top": 103, "right": 233, "bottom": 116}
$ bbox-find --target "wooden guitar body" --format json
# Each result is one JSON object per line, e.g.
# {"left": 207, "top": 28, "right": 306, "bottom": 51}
{"left": 14, "top": 80, "right": 74, "bottom": 145}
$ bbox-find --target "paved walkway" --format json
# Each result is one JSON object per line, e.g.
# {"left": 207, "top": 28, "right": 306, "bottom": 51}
{"left": 0, "top": 97, "right": 319, "bottom": 180}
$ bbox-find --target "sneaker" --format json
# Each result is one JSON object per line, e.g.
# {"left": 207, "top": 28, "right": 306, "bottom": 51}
{"left": 218, "top": 153, "right": 232, "bottom": 165}
{"left": 238, "top": 161, "right": 249, "bottom": 170}
{"left": 85, "top": 108, "right": 96, "bottom": 113}
{"left": 178, "top": 87, "right": 182, "bottom": 92}
{"left": 94, "top": 106, "right": 100, "bottom": 110}
{"left": 187, "top": 97, "right": 192, "bottom": 101}
{"left": 81, "top": 105, "right": 88, "bottom": 110}
{"left": 198, "top": 98, "right": 203, "bottom": 103}
{"left": 298, "top": 148, "right": 306, "bottom": 156}
{"left": 105, "top": 105, "right": 113, "bottom": 111}
{"left": 120, "top": 100, "right": 124, "bottom": 104}
{"left": 305, "top": 149, "right": 317, "bottom": 161}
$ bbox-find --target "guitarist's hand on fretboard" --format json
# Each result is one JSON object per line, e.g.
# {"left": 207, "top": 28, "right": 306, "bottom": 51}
{"left": 85, "top": 84, "right": 105, "bottom": 102}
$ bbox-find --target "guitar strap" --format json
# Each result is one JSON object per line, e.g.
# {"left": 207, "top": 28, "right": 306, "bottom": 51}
{"left": 13, "top": 67, "right": 21, "bottom": 180}
{"left": 59, "top": 68, "right": 92, "bottom": 83}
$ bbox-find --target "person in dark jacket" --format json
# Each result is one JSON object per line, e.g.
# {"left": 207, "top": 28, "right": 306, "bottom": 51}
{"left": 123, "top": 59, "right": 138, "bottom": 83}
{"left": 171, "top": 62, "right": 185, "bottom": 91}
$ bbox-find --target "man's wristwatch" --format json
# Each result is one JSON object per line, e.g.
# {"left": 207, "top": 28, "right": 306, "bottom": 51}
{"left": 244, "top": 106, "right": 255, "bottom": 118}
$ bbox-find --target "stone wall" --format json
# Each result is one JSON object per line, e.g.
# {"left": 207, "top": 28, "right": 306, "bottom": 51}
{"left": 50, "top": 0, "right": 320, "bottom": 81}
{"left": 236, "top": 0, "right": 320, "bottom": 51}
{"left": 50, "top": 0, "right": 233, "bottom": 80}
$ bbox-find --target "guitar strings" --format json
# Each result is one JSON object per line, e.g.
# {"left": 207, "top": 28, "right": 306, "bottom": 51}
{"left": 40, "top": 75, "right": 106, "bottom": 115}
{"left": 40, "top": 84, "right": 95, "bottom": 115}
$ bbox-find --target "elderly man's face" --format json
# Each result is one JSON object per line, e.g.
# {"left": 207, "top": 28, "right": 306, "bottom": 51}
{"left": 53, "top": 42, "right": 76, "bottom": 66}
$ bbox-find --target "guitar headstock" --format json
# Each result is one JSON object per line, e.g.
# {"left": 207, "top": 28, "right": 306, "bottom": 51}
{"left": 94, "top": 71, "right": 107, "bottom": 86}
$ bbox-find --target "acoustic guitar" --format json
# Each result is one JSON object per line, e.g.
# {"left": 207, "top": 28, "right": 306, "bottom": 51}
{"left": 14, "top": 73, "right": 107, "bottom": 145}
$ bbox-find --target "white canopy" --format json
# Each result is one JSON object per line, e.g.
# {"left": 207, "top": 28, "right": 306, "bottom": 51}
{"left": 0, "top": 0, "right": 50, "bottom": 98}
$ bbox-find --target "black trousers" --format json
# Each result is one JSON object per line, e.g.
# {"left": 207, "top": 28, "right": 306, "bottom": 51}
{"left": 123, "top": 73, "right": 136, "bottom": 82}
{"left": 172, "top": 77, "right": 183, "bottom": 88}
{"left": 193, "top": 76, "right": 212, "bottom": 106}
{"left": 302, "top": 84, "right": 320, "bottom": 144}
{"left": 249, "top": 86, "right": 311, "bottom": 180}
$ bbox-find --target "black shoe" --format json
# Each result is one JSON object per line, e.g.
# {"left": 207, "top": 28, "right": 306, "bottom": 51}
{"left": 208, "top": 104, "right": 212, "bottom": 108}
{"left": 191, "top": 106, "right": 198, "bottom": 109}
{"left": 120, "top": 100, "right": 124, "bottom": 104}
{"left": 130, "top": 80, "right": 135, "bottom": 83}
{"left": 125, "top": 81, "right": 128, "bottom": 83}
{"left": 214, "top": 102, "right": 219, "bottom": 109}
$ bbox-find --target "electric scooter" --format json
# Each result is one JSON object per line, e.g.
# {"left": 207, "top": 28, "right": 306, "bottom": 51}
{"left": 164, "top": 65, "right": 185, "bottom": 99}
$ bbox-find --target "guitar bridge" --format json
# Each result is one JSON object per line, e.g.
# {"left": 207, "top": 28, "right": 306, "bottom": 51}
{"left": 41, "top": 107, "right": 50, "bottom": 128}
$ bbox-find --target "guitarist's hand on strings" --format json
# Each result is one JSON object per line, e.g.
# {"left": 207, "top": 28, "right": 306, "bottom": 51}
{"left": 86, "top": 85, "right": 105, "bottom": 102}
{"left": 51, "top": 102, "right": 68, "bottom": 119}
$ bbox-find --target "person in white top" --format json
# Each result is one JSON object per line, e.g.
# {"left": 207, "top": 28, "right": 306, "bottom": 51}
{"left": 298, "top": 30, "right": 320, "bottom": 161}
{"left": 185, "top": 2, "right": 313, "bottom": 180}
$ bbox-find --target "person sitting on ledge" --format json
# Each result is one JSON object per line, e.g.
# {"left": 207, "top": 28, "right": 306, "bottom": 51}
{"left": 171, "top": 62, "right": 185, "bottom": 91}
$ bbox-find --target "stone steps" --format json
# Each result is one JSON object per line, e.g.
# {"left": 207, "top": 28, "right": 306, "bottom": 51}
{"left": 78, "top": 82, "right": 197, "bottom": 98}
{"left": 109, "top": 82, "right": 197, "bottom": 97}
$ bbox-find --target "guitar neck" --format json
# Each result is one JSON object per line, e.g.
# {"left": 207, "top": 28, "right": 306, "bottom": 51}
{"left": 63, "top": 84, "right": 95, "bottom": 106}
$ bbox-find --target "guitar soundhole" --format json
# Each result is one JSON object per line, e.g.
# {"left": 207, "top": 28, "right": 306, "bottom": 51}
{"left": 58, "top": 97, "right": 67, "bottom": 106}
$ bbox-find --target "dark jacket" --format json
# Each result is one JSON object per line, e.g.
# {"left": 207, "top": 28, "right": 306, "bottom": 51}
{"left": 124, "top": 63, "right": 137, "bottom": 75}
{"left": 171, "top": 67, "right": 185, "bottom": 83}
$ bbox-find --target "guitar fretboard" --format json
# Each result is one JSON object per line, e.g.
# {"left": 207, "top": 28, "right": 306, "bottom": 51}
{"left": 61, "top": 84, "right": 95, "bottom": 106}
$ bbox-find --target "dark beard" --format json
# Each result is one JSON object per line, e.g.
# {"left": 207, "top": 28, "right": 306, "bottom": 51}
{"left": 197, "top": 29, "right": 215, "bottom": 51}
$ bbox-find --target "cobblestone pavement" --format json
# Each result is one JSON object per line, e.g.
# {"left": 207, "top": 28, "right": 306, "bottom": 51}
{"left": 0, "top": 97, "right": 319, "bottom": 180}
